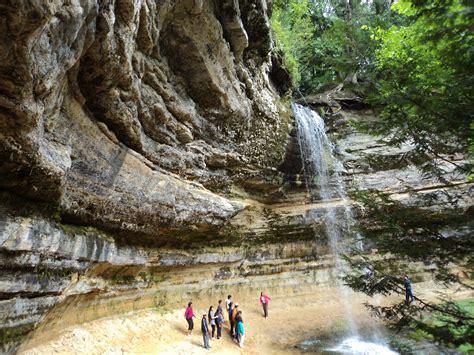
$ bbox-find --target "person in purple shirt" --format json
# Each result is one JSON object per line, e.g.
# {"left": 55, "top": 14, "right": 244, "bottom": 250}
{"left": 215, "top": 308, "right": 224, "bottom": 339}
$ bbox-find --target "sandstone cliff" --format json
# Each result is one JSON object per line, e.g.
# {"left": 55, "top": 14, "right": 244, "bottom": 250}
{"left": 0, "top": 0, "right": 293, "bottom": 237}
{"left": 0, "top": 1, "right": 472, "bottom": 354}
{"left": 0, "top": 1, "right": 295, "bottom": 352}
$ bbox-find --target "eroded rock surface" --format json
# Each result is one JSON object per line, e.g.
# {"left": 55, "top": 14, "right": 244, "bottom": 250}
{"left": 0, "top": 0, "right": 286, "bottom": 239}
{"left": 0, "top": 1, "right": 472, "bottom": 354}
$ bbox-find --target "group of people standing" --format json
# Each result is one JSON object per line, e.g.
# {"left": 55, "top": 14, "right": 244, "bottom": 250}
{"left": 183, "top": 278, "right": 414, "bottom": 350}
{"left": 226, "top": 295, "right": 245, "bottom": 348}
{"left": 184, "top": 291, "right": 272, "bottom": 350}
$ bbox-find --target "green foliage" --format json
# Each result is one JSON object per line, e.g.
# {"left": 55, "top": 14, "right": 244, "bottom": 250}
{"left": 349, "top": 190, "right": 473, "bottom": 262}
{"left": 362, "top": 0, "right": 473, "bottom": 175}
{"left": 51, "top": 205, "right": 62, "bottom": 223}
{"left": 343, "top": 189, "right": 474, "bottom": 350}
{"left": 427, "top": 299, "right": 474, "bottom": 352}
{"left": 343, "top": 4, "right": 473, "bottom": 345}
{"left": 470, "top": 120, "right": 474, "bottom": 180}
{"left": 400, "top": 299, "right": 474, "bottom": 353}
{"left": 271, "top": 0, "right": 315, "bottom": 84}
{"left": 272, "top": 1, "right": 472, "bottom": 173}
{"left": 0, "top": 324, "right": 35, "bottom": 353}
{"left": 271, "top": 0, "right": 399, "bottom": 93}
{"left": 271, "top": 1, "right": 473, "bottom": 351}
{"left": 388, "top": 336, "right": 414, "bottom": 353}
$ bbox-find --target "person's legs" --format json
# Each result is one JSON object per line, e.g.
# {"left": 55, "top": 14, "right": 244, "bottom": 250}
{"left": 405, "top": 289, "right": 409, "bottom": 304}
{"left": 239, "top": 334, "right": 245, "bottom": 348}
{"left": 409, "top": 289, "right": 415, "bottom": 303}
{"left": 187, "top": 318, "right": 193, "bottom": 335}
{"left": 211, "top": 325, "right": 215, "bottom": 338}
{"left": 217, "top": 324, "right": 221, "bottom": 338}
{"left": 263, "top": 303, "right": 268, "bottom": 317}
{"left": 204, "top": 334, "right": 210, "bottom": 349}
{"left": 230, "top": 320, "right": 234, "bottom": 335}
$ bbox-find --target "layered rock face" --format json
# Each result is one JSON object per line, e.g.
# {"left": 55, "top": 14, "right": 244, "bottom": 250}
{"left": 0, "top": 0, "right": 291, "bottom": 352}
{"left": 0, "top": 1, "right": 472, "bottom": 354}
{"left": 0, "top": 0, "right": 289, "bottom": 239}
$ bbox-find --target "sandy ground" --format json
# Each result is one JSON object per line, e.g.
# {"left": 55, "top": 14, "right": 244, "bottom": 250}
{"left": 20, "top": 282, "right": 473, "bottom": 355}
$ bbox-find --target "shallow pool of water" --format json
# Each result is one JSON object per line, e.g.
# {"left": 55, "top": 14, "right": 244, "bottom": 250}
{"left": 328, "top": 337, "right": 398, "bottom": 354}
{"left": 299, "top": 335, "right": 398, "bottom": 354}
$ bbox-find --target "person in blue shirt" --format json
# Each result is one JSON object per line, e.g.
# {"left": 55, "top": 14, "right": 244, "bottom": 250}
{"left": 404, "top": 275, "right": 415, "bottom": 304}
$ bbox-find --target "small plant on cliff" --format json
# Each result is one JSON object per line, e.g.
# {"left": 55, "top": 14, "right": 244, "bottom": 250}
{"left": 51, "top": 206, "right": 63, "bottom": 223}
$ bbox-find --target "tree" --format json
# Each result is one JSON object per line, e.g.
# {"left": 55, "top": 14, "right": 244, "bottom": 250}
{"left": 271, "top": 0, "right": 397, "bottom": 94}
{"left": 346, "top": 2, "right": 473, "bottom": 343}
{"left": 362, "top": 0, "right": 473, "bottom": 177}
{"left": 272, "top": 0, "right": 474, "bottom": 350}
{"left": 344, "top": 189, "right": 474, "bottom": 350}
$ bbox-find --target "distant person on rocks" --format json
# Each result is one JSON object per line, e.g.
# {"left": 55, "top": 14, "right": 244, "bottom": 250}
{"left": 201, "top": 314, "right": 211, "bottom": 349}
{"left": 231, "top": 303, "right": 239, "bottom": 336}
{"left": 234, "top": 310, "right": 242, "bottom": 343}
{"left": 259, "top": 291, "right": 272, "bottom": 317}
{"left": 237, "top": 315, "right": 245, "bottom": 348}
{"left": 215, "top": 307, "right": 224, "bottom": 339}
{"left": 184, "top": 302, "right": 196, "bottom": 336}
{"left": 208, "top": 306, "right": 217, "bottom": 339}
{"left": 404, "top": 275, "right": 415, "bottom": 304}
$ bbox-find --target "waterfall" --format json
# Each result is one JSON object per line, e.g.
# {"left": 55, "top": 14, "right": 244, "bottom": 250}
{"left": 294, "top": 103, "right": 358, "bottom": 334}
{"left": 293, "top": 103, "right": 397, "bottom": 354}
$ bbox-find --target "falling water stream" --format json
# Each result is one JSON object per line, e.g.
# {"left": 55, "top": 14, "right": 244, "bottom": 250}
{"left": 293, "top": 103, "right": 397, "bottom": 354}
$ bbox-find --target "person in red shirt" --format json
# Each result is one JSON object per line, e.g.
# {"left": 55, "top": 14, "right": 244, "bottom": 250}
{"left": 184, "top": 301, "right": 196, "bottom": 335}
{"left": 259, "top": 291, "right": 272, "bottom": 318}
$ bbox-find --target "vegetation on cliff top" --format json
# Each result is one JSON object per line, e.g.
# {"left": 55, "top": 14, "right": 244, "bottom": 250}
{"left": 272, "top": 0, "right": 472, "bottom": 173}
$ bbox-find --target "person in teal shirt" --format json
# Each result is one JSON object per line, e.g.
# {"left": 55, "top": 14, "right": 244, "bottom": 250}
{"left": 237, "top": 317, "right": 245, "bottom": 348}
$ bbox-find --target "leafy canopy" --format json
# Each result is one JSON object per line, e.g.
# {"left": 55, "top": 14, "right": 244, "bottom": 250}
{"left": 271, "top": 0, "right": 400, "bottom": 93}
{"left": 364, "top": 0, "right": 473, "bottom": 176}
